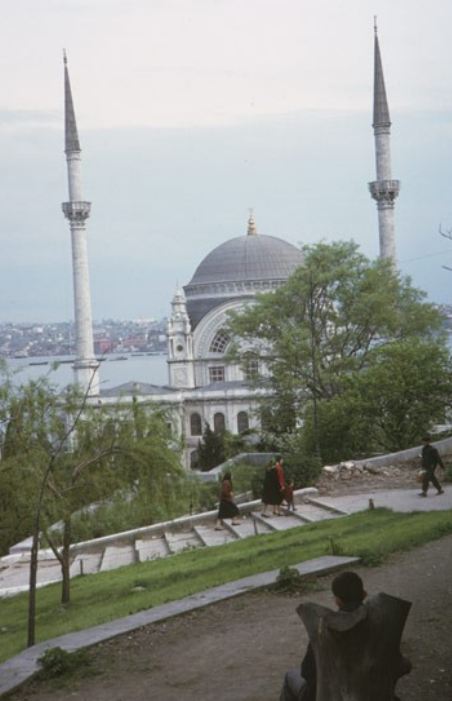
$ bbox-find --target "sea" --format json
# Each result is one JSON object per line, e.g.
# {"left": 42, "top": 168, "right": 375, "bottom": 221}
{"left": 3, "top": 353, "right": 169, "bottom": 390}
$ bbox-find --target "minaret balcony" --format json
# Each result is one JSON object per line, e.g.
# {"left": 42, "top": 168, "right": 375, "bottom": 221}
{"left": 62, "top": 201, "right": 91, "bottom": 221}
{"left": 368, "top": 180, "right": 400, "bottom": 202}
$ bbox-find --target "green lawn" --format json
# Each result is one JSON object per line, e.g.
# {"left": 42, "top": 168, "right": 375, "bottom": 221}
{"left": 1, "top": 508, "right": 452, "bottom": 664}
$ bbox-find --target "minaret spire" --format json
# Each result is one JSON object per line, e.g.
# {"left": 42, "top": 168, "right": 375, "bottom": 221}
{"left": 247, "top": 209, "right": 257, "bottom": 236}
{"left": 368, "top": 20, "right": 400, "bottom": 265}
{"left": 63, "top": 50, "right": 81, "bottom": 154}
{"left": 61, "top": 53, "right": 99, "bottom": 395}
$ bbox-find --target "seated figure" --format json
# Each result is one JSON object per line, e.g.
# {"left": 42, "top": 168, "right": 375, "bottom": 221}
{"left": 280, "top": 571, "right": 411, "bottom": 701}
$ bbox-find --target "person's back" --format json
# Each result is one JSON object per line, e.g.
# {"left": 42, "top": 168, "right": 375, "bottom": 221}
{"left": 280, "top": 571, "right": 411, "bottom": 701}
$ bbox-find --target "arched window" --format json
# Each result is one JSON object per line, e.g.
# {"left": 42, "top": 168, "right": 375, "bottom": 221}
{"left": 190, "top": 412, "right": 202, "bottom": 436}
{"left": 209, "top": 330, "right": 230, "bottom": 353}
{"left": 214, "top": 412, "right": 225, "bottom": 434}
{"left": 237, "top": 411, "right": 249, "bottom": 433}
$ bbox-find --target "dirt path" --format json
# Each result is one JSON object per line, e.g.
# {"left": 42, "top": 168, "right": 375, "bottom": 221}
{"left": 9, "top": 533, "right": 452, "bottom": 701}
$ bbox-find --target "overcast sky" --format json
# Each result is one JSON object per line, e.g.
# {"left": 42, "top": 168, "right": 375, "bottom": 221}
{"left": 2, "top": 0, "right": 452, "bottom": 322}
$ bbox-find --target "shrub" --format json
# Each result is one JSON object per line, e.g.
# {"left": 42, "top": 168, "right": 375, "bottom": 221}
{"left": 229, "top": 463, "right": 265, "bottom": 498}
{"left": 37, "top": 647, "right": 91, "bottom": 680}
{"left": 274, "top": 565, "right": 303, "bottom": 592}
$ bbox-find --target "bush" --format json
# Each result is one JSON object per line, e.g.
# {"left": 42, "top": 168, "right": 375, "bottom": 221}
{"left": 283, "top": 453, "right": 322, "bottom": 488}
{"left": 229, "top": 463, "right": 266, "bottom": 498}
{"left": 443, "top": 462, "right": 452, "bottom": 483}
{"left": 274, "top": 565, "right": 303, "bottom": 592}
{"left": 37, "top": 647, "right": 91, "bottom": 680}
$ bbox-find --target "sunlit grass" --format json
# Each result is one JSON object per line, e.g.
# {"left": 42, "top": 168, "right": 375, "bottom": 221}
{"left": 1, "top": 508, "right": 452, "bottom": 663}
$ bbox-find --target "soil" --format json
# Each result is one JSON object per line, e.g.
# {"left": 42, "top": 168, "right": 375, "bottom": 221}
{"left": 9, "top": 533, "right": 452, "bottom": 701}
{"left": 316, "top": 461, "right": 431, "bottom": 496}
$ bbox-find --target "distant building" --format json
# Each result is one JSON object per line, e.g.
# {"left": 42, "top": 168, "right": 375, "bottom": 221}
{"left": 100, "top": 213, "right": 303, "bottom": 468}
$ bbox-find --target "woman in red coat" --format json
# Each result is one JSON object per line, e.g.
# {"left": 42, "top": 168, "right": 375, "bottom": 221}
{"left": 262, "top": 456, "right": 286, "bottom": 516}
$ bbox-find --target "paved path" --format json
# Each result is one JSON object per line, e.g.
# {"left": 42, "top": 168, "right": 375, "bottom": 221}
{"left": 316, "top": 484, "right": 452, "bottom": 514}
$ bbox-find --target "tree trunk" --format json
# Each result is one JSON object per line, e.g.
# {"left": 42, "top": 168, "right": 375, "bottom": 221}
{"left": 27, "top": 530, "right": 39, "bottom": 647}
{"left": 61, "top": 516, "right": 72, "bottom": 604}
{"left": 298, "top": 592, "right": 411, "bottom": 701}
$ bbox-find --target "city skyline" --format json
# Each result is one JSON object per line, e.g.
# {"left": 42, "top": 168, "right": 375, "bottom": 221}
{"left": 2, "top": 1, "right": 452, "bottom": 321}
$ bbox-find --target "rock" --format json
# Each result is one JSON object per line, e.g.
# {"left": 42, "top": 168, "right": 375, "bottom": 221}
{"left": 323, "top": 465, "right": 340, "bottom": 474}
{"left": 340, "top": 461, "right": 355, "bottom": 470}
{"left": 363, "top": 465, "right": 380, "bottom": 475}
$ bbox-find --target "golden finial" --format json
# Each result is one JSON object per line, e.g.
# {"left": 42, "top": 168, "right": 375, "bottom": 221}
{"left": 247, "top": 208, "right": 257, "bottom": 236}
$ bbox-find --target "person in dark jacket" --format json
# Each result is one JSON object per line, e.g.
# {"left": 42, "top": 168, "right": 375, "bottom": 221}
{"left": 419, "top": 435, "right": 445, "bottom": 497}
{"left": 279, "top": 571, "right": 411, "bottom": 701}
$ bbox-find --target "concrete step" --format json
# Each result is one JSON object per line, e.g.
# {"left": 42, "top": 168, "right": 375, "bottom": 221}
{"left": 263, "top": 513, "right": 307, "bottom": 531}
{"left": 193, "top": 524, "right": 237, "bottom": 547}
{"left": 299, "top": 502, "right": 342, "bottom": 521}
{"left": 223, "top": 515, "right": 264, "bottom": 539}
{"left": 1, "top": 487, "right": 352, "bottom": 594}
{"left": 306, "top": 497, "right": 350, "bottom": 516}
{"left": 251, "top": 513, "right": 279, "bottom": 531}
{"left": 135, "top": 536, "right": 170, "bottom": 562}
{"left": 164, "top": 530, "right": 203, "bottom": 554}
{"left": 100, "top": 544, "right": 137, "bottom": 571}
{"left": 70, "top": 551, "right": 103, "bottom": 577}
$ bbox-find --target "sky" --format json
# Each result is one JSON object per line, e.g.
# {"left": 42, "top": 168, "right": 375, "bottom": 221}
{"left": 2, "top": 0, "right": 452, "bottom": 322}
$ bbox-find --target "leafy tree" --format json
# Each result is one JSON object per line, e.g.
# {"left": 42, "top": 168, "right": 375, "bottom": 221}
{"left": 228, "top": 240, "right": 450, "bottom": 462}
{"left": 0, "top": 371, "right": 184, "bottom": 644}
{"left": 352, "top": 339, "right": 452, "bottom": 452}
{"left": 197, "top": 423, "right": 226, "bottom": 470}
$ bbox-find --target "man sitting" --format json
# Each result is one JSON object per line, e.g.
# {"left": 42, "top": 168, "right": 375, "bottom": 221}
{"left": 280, "top": 571, "right": 411, "bottom": 701}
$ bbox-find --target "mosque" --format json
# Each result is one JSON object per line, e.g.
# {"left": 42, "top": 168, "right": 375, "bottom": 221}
{"left": 61, "top": 24, "right": 398, "bottom": 469}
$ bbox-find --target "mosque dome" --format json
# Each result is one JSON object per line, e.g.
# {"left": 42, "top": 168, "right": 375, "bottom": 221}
{"left": 186, "top": 214, "right": 303, "bottom": 290}
{"left": 187, "top": 233, "right": 303, "bottom": 287}
{"left": 183, "top": 214, "right": 304, "bottom": 329}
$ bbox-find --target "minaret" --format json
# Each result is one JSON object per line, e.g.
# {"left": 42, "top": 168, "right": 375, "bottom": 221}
{"left": 62, "top": 51, "right": 99, "bottom": 395}
{"left": 247, "top": 209, "right": 258, "bottom": 236}
{"left": 368, "top": 20, "right": 400, "bottom": 265}
{"left": 167, "top": 287, "right": 195, "bottom": 388}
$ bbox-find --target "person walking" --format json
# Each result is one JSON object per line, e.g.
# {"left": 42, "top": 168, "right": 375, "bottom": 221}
{"left": 419, "top": 435, "right": 445, "bottom": 497}
{"left": 215, "top": 471, "right": 241, "bottom": 529}
{"left": 262, "top": 456, "right": 286, "bottom": 517}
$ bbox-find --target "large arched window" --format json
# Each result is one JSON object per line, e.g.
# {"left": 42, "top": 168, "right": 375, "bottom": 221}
{"left": 209, "top": 330, "right": 230, "bottom": 353}
{"left": 237, "top": 411, "right": 249, "bottom": 434}
{"left": 214, "top": 412, "right": 226, "bottom": 434}
{"left": 190, "top": 412, "right": 202, "bottom": 436}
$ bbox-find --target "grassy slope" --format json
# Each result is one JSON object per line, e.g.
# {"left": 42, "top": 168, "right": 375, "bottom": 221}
{"left": 1, "top": 508, "right": 452, "bottom": 663}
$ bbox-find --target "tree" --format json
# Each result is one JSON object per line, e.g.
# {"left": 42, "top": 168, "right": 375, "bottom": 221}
{"left": 197, "top": 423, "right": 226, "bottom": 470}
{"left": 228, "top": 241, "right": 450, "bottom": 461}
{"left": 0, "top": 371, "right": 184, "bottom": 645}
{"left": 40, "top": 393, "right": 183, "bottom": 605}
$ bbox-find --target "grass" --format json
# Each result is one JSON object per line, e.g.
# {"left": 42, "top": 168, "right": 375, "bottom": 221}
{"left": 1, "top": 508, "right": 452, "bottom": 664}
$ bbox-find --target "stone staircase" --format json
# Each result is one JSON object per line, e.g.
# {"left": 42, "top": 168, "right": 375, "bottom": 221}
{"left": 0, "top": 488, "right": 349, "bottom": 597}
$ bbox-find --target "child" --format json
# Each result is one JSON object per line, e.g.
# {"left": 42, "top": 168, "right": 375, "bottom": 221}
{"left": 283, "top": 479, "right": 296, "bottom": 511}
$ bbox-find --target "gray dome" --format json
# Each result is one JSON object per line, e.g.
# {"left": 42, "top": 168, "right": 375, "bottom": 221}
{"left": 187, "top": 234, "right": 303, "bottom": 287}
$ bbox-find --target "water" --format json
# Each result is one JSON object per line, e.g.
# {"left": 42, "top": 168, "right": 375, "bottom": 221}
{"left": 3, "top": 354, "right": 169, "bottom": 390}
